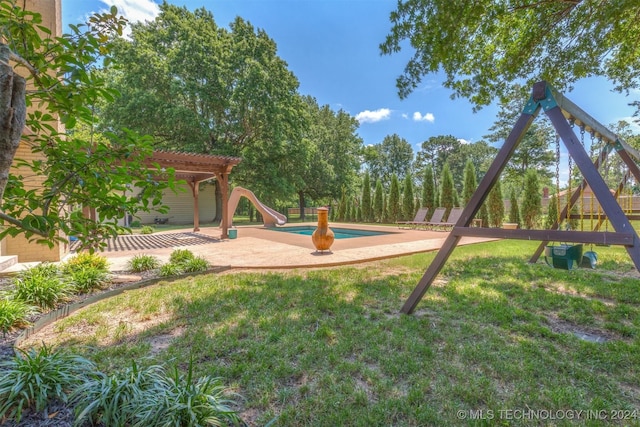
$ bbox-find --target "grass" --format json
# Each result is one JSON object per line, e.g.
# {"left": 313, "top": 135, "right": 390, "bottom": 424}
{"left": 20, "top": 240, "right": 640, "bottom": 426}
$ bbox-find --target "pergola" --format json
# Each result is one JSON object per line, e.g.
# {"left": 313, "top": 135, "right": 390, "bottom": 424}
{"left": 145, "top": 150, "right": 242, "bottom": 239}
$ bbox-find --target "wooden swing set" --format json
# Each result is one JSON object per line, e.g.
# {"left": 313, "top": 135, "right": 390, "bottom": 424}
{"left": 402, "top": 81, "right": 640, "bottom": 314}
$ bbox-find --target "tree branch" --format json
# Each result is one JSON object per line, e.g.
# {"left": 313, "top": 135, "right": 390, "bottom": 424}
{"left": 0, "top": 211, "right": 48, "bottom": 237}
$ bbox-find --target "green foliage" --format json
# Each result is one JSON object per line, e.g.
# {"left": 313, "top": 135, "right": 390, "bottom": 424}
{"left": 546, "top": 194, "right": 559, "bottom": 229}
{"left": 509, "top": 189, "right": 522, "bottom": 226}
{"left": 127, "top": 255, "right": 160, "bottom": 273}
{"left": 61, "top": 253, "right": 109, "bottom": 275}
{"left": 522, "top": 169, "right": 542, "bottom": 229}
{"left": 381, "top": 0, "right": 640, "bottom": 109}
{"left": 140, "top": 226, "right": 155, "bottom": 235}
{"left": 169, "top": 249, "right": 196, "bottom": 265}
{"left": 159, "top": 263, "right": 184, "bottom": 277}
{"left": 477, "top": 203, "right": 490, "bottom": 227}
{"left": 361, "top": 171, "right": 372, "bottom": 222}
{"left": 387, "top": 174, "right": 401, "bottom": 222}
{"left": 72, "top": 360, "right": 167, "bottom": 426}
{"left": 0, "top": 346, "right": 95, "bottom": 423}
{"left": 102, "top": 3, "right": 307, "bottom": 203}
{"left": 72, "top": 359, "right": 240, "bottom": 427}
{"left": 488, "top": 180, "right": 505, "bottom": 227}
{"left": 421, "top": 166, "right": 435, "bottom": 211}
{"left": 13, "top": 264, "right": 69, "bottom": 310}
{"left": 142, "top": 361, "right": 240, "bottom": 427}
{"left": 462, "top": 160, "right": 477, "bottom": 205}
{"left": 0, "top": 3, "right": 174, "bottom": 250}
{"left": 373, "top": 179, "right": 384, "bottom": 222}
{"left": 181, "top": 257, "right": 210, "bottom": 273}
{"left": 363, "top": 134, "right": 413, "bottom": 185}
{"left": 402, "top": 173, "right": 415, "bottom": 220}
{"left": 337, "top": 187, "right": 347, "bottom": 222}
{"left": 439, "top": 163, "right": 455, "bottom": 217}
{"left": 0, "top": 297, "right": 35, "bottom": 336}
{"left": 68, "top": 267, "right": 110, "bottom": 294}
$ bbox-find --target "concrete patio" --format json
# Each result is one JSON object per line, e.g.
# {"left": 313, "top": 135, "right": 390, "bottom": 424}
{"left": 93, "top": 223, "right": 495, "bottom": 271}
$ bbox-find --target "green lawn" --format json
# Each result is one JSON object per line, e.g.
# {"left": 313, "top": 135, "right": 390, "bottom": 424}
{"left": 28, "top": 240, "right": 640, "bottom": 426}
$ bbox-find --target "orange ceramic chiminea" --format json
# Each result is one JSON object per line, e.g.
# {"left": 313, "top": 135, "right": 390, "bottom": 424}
{"left": 311, "top": 207, "right": 334, "bottom": 252}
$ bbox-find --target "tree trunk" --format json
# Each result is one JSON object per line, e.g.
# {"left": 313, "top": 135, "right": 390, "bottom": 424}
{"left": 0, "top": 45, "right": 27, "bottom": 204}
{"left": 298, "top": 190, "right": 306, "bottom": 221}
{"left": 214, "top": 180, "right": 222, "bottom": 222}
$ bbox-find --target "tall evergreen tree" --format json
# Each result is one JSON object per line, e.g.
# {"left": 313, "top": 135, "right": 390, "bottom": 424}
{"left": 402, "top": 173, "right": 415, "bottom": 220}
{"left": 478, "top": 203, "right": 490, "bottom": 227}
{"left": 421, "top": 166, "right": 436, "bottom": 211}
{"left": 388, "top": 174, "right": 401, "bottom": 222}
{"left": 337, "top": 186, "right": 347, "bottom": 222}
{"left": 522, "top": 169, "right": 542, "bottom": 229}
{"left": 488, "top": 180, "right": 505, "bottom": 227}
{"left": 373, "top": 179, "right": 384, "bottom": 222}
{"left": 439, "top": 163, "right": 455, "bottom": 217}
{"left": 361, "top": 171, "right": 372, "bottom": 222}
{"left": 509, "top": 189, "right": 522, "bottom": 226}
{"left": 462, "top": 160, "right": 477, "bottom": 205}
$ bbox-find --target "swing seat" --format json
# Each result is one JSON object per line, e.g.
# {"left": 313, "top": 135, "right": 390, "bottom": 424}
{"left": 544, "top": 244, "right": 583, "bottom": 270}
{"left": 581, "top": 251, "right": 598, "bottom": 269}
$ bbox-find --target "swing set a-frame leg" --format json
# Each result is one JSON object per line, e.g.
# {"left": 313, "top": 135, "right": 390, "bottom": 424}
{"left": 401, "top": 111, "right": 536, "bottom": 314}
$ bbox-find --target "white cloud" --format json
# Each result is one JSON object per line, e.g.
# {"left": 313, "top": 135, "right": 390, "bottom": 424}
{"left": 99, "top": 0, "right": 160, "bottom": 25}
{"left": 355, "top": 108, "right": 391, "bottom": 123}
{"left": 458, "top": 138, "right": 472, "bottom": 145}
{"left": 401, "top": 113, "right": 408, "bottom": 119}
{"left": 413, "top": 111, "right": 435, "bottom": 122}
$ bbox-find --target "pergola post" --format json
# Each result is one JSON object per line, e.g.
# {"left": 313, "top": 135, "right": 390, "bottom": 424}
{"left": 215, "top": 169, "right": 231, "bottom": 240}
{"left": 188, "top": 179, "right": 200, "bottom": 232}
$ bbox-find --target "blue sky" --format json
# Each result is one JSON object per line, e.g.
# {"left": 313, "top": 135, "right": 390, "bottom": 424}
{"left": 62, "top": 0, "right": 640, "bottom": 155}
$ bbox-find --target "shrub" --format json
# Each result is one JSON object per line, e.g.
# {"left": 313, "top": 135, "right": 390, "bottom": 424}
{"left": 13, "top": 264, "right": 70, "bottom": 311}
{"left": 159, "top": 263, "right": 184, "bottom": 277}
{"left": 130, "top": 220, "right": 141, "bottom": 228}
{"left": 72, "top": 361, "right": 166, "bottom": 427}
{"left": 136, "top": 360, "right": 240, "bottom": 427}
{"left": 0, "top": 346, "right": 95, "bottom": 423}
{"left": 181, "top": 256, "right": 210, "bottom": 273}
{"left": 0, "top": 297, "right": 35, "bottom": 336}
{"left": 140, "top": 225, "right": 154, "bottom": 235}
{"left": 61, "top": 252, "right": 109, "bottom": 275}
{"left": 169, "top": 249, "right": 195, "bottom": 265}
{"left": 69, "top": 267, "right": 111, "bottom": 294}
{"left": 127, "top": 254, "right": 160, "bottom": 273}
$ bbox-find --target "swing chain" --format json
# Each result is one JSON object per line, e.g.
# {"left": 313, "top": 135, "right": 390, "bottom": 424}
{"left": 555, "top": 133, "right": 561, "bottom": 225}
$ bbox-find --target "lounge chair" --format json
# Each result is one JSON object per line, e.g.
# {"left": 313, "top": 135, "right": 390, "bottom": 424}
{"left": 418, "top": 207, "right": 446, "bottom": 230}
{"left": 438, "top": 207, "right": 464, "bottom": 231}
{"left": 397, "top": 207, "right": 429, "bottom": 229}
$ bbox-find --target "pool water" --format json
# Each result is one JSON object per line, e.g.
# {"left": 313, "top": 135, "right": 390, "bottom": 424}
{"left": 270, "top": 226, "right": 391, "bottom": 239}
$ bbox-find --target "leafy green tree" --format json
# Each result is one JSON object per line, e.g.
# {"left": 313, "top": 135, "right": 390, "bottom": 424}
{"left": 488, "top": 180, "right": 505, "bottom": 227}
{"left": 415, "top": 135, "right": 460, "bottom": 187}
{"left": 402, "top": 173, "right": 415, "bottom": 220}
{"left": 421, "top": 166, "right": 436, "bottom": 211}
{"left": 381, "top": 0, "right": 640, "bottom": 111}
{"left": 388, "top": 174, "right": 401, "bottom": 222}
{"left": 363, "top": 134, "right": 413, "bottom": 185}
{"left": 297, "top": 96, "right": 363, "bottom": 220}
{"left": 462, "top": 160, "right": 477, "bottom": 206}
{"left": 101, "top": 3, "right": 306, "bottom": 215}
{"left": 373, "top": 179, "right": 384, "bottom": 222}
{"left": 0, "top": 4, "right": 172, "bottom": 250}
{"left": 361, "top": 171, "right": 372, "bottom": 222}
{"left": 439, "top": 163, "right": 455, "bottom": 217}
{"left": 521, "top": 169, "right": 542, "bottom": 229}
{"left": 509, "top": 189, "right": 521, "bottom": 227}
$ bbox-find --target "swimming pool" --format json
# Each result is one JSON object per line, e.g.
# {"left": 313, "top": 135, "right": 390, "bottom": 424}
{"left": 269, "top": 226, "right": 392, "bottom": 239}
